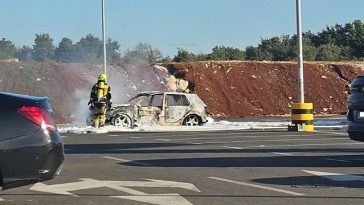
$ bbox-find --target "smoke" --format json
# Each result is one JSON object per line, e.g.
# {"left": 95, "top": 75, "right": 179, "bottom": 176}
{"left": 107, "top": 63, "right": 168, "bottom": 104}
{"left": 68, "top": 63, "right": 171, "bottom": 125}
{"left": 70, "top": 87, "right": 91, "bottom": 126}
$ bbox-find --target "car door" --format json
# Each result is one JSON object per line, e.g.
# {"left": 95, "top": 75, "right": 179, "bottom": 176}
{"left": 138, "top": 94, "right": 163, "bottom": 124}
{"left": 164, "top": 94, "right": 191, "bottom": 124}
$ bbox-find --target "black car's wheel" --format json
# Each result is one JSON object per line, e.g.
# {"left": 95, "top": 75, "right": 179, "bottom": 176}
{"left": 348, "top": 131, "right": 364, "bottom": 142}
{"left": 111, "top": 113, "right": 132, "bottom": 127}
{"left": 183, "top": 115, "right": 202, "bottom": 126}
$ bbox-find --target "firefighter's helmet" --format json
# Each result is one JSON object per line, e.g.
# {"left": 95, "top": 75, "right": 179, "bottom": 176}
{"left": 98, "top": 73, "right": 107, "bottom": 81}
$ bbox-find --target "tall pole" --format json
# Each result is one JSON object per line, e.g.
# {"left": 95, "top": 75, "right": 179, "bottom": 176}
{"left": 296, "top": 0, "right": 304, "bottom": 103}
{"left": 289, "top": 0, "right": 314, "bottom": 132}
{"left": 102, "top": 0, "right": 107, "bottom": 76}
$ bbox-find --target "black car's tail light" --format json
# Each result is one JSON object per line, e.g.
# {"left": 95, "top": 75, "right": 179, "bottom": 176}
{"left": 18, "top": 106, "right": 57, "bottom": 132}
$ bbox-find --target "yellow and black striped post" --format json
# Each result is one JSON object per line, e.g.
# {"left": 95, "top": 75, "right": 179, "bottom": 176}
{"left": 288, "top": 103, "right": 314, "bottom": 131}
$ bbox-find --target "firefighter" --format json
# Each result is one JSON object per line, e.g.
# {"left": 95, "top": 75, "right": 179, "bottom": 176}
{"left": 88, "top": 73, "right": 112, "bottom": 128}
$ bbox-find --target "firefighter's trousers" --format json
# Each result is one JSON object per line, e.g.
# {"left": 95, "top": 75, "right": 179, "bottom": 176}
{"left": 91, "top": 105, "right": 107, "bottom": 128}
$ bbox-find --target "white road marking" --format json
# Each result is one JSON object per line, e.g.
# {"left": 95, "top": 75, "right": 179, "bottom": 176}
{"left": 321, "top": 158, "right": 352, "bottom": 163}
{"left": 0, "top": 198, "right": 4, "bottom": 201}
{"left": 155, "top": 139, "right": 171, "bottom": 142}
{"left": 156, "top": 134, "right": 314, "bottom": 141}
{"left": 245, "top": 142, "right": 364, "bottom": 149}
{"left": 272, "top": 152, "right": 293, "bottom": 156}
{"left": 314, "top": 131, "right": 347, "bottom": 135}
{"left": 212, "top": 137, "right": 346, "bottom": 144}
{"left": 222, "top": 146, "right": 243, "bottom": 149}
{"left": 103, "top": 156, "right": 150, "bottom": 166}
{"left": 131, "top": 136, "right": 143, "bottom": 139}
{"left": 112, "top": 194, "right": 194, "bottom": 205}
{"left": 30, "top": 178, "right": 199, "bottom": 205}
{"left": 109, "top": 134, "right": 119, "bottom": 137}
{"left": 187, "top": 142, "right": 203, "bottom": 145}
{"left": 303, "top": 170, "right": 364, "bottom": 182}
{"left": 208, "top": 177, "right": 305, "bottom": 196}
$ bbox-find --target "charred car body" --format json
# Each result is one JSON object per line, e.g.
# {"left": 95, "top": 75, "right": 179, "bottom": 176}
{"left": 347, "top": 76, "right": 364, "bottom": 142}
{"left": 106, "top": 91, "right": 208, "bottom": 127}
{"left": 0, "top": 92, "right": 64, "bottom": 190}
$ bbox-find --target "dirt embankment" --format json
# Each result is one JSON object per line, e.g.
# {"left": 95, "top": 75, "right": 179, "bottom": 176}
{"left": 0, "top": 61, "right": 363, "bottom": 123}
{"left": 167, "top": 61, "right": 364, "bottom": 118}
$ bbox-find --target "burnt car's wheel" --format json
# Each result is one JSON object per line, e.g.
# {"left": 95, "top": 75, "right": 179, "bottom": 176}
{"left": 183, "top": 115, "right": 202, "bottom": 126}
{"left": 112, "top": 113, "right": 132, "bottom": 127}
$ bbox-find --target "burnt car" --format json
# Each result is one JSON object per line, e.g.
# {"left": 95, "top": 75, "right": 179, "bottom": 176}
{"left": 106, "top": 91, "right": 208, "bottom": 127}
{"left": 347, "top": 76, "right": 364, "bottom": 142}
{"left": 0, "top": 92, "right": 64, "bottom": 190}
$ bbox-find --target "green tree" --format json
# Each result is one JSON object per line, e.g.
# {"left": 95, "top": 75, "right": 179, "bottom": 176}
{"left": 106, "top": 38, "right": 122, "bottom": 64}
{"left": 316, "top": 43, "right": 345, "bottom": 61}
{"left": 173, "top": 48, "right": 197, "bottom": 62}
{"left": 32, "top": 33, "right": 55, "bottom": 62}
{"left": 16, "top": 46, "right": 33, "bottom": 62}
{"left": 0, "top": 38, "right": 16, "bottom": 59}
{"left": 122, "top": 43, "right": 163, "bottom": 64}
{"left": 245, "top": 46, "right": 260, "bottom": 60}
{"left": 302, "top": 38, "right": 318, "bottom": 61}
{"left": 245, "top": 36, "right": 295, "bottom": 61}
{"left": 74, "top": 34, "right": 102, "bottom": 63}
{"left": 54, "top": 38, "right": 75, "bottom": 63}
{"left": 342, "top": 20, "right": 364, "bottom": 59}
{"left": 208, "top": 46, "right": 245, "bottom": 60}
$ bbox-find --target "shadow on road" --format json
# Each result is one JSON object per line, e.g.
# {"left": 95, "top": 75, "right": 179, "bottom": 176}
{"left": 253, "top": 175, "right": 364, "bottom": 189}
{"left": 119, "top": 155, "right": 364, "bottom": 168}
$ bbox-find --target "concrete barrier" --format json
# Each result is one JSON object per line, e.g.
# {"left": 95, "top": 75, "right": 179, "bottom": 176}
{"left": 288, "top": 102, "right": 314, "bottom": 131}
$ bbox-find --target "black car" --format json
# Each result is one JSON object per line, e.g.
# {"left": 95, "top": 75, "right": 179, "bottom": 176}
{"left": 0, "top": 92, "right": 64, "bottom": 190}
{"left": 347, "top": 76, "right": 364, "bottom": 142}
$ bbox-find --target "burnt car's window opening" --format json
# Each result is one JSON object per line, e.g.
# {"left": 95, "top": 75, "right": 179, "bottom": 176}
{"left": 139, "top": 95, "right": 152, "bottom": 107}
{"left": 131, "top": 94, "right": 163, "bottom": 107}
{"left": 167, "top": 94, "right": 190, "bottom": 106}
{"left": 151, "top": 95, "right": 163, "bottom": 107}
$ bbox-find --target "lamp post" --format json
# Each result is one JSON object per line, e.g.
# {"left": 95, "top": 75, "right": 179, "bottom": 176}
{"left": 296, "top": 0, "right": 304, "bottom": 103}
{"left": 101, "top": 0, "right": 107, "bottom": 76}
{"left": 288, "top": 0, "right": 314, "bottom": 132}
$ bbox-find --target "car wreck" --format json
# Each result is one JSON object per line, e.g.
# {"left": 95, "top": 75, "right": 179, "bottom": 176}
{"left": 105, "top": 91, "right": 209, "bottom": 127}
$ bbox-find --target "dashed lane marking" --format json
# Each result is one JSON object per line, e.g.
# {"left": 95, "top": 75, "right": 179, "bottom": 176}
{"left": 154, "top": 134, "right": 317, "bottom": 142}
{"left": 187, "top": 142, "right": 203, "bottom": 145}
{"left": 303, "top": 170, "right": 364, "bottom": 182}
{"left": 222, "top": 146, "right": 243, "bottom": 150}
{"left": 321, "top": 158, "right": 352, "bottom": 163}
{"left": 131, "top": 137, "right": 143, "bottom": 139}
{"left": 272, "top": 152, "right": 293, "bottom": 156}
{"left": 314, "top": 131, "right": 347, "bottom": 136}
{"left": 244, "top": 142, "right": 364, "bottom": 149}
{"left": 208, "top": 177, "right": 306, "bottom": 196}
{"left": 103, "top": 156, "right": 150, "bottom": 166}
{"left": 155, "top": 139, "right": 171, "bottom": 142}
{"left": 210, "top": 137, "right": 346, "bottom": 144}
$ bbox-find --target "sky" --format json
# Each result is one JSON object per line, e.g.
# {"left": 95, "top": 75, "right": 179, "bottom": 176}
{"left": 1, "top": 0, "right": 363, "bottom": 57}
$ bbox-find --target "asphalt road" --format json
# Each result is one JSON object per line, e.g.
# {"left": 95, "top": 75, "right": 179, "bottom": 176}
{"left": 1, "top": 128, "right": 364, "bottom": 205}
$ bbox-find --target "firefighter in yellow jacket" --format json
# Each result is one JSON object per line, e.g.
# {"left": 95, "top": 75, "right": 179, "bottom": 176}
{"left": 88, "top": 73, "right": 112, "bottom": 128}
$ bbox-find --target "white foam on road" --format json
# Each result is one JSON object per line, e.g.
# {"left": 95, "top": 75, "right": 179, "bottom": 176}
{"left": 57, "top": 117, "right": 346, "bottom": 134}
